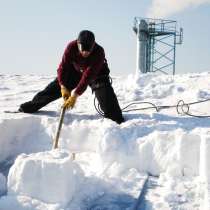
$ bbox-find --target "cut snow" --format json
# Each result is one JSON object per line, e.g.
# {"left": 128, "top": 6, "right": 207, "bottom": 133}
{"left": 0, "top": 72, "right": 210, "bottom": 209}
{"left": 7, "top": 150, "right": 80, "bottom": 207}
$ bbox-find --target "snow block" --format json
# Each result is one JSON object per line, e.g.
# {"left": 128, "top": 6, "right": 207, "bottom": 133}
{"left": 204, "top": 184, "right": 210, "bottom": 210}
{"left": 7, "top": 150, "right": 79, "bottom": 207}
{"left": 200, "top": 136, "right": 210, "bottom": 209}
{"left": 178, "top": 133, "right": 200, "bottom": 176}
{"left": 200, "top": 136, "right": 210, "bottom": 183}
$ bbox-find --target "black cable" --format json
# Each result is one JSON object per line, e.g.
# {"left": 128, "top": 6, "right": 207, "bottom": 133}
{"left": 94, "top": 97, "right": 210, "bottom": 118}
{"left": 122, "top": 102, "right": 159, "bottom": 112}
{"left": 176, "top": 99, "right": 210, "bottom": 118}
{"left": 94, "top": 97, "right": 103, "bottom": 116}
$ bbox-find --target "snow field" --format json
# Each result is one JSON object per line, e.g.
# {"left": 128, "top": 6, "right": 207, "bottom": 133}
{"left": 1, "top": 72, "right": 210, "bottom": 209}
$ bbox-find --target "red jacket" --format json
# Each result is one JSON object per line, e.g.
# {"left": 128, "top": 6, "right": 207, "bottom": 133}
{"left": 57, "top": 40, "right": 110, "bottom": 95}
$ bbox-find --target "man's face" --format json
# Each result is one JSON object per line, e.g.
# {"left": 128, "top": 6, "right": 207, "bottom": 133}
{"left": 77, "top": 41, "right": 95, "bottom": 58}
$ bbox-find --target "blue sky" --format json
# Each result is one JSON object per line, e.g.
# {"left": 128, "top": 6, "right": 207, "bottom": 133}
{"left": 0, "top": 0, "right": 210, "bottom": 76}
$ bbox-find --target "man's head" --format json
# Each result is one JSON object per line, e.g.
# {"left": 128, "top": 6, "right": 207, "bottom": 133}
{"left": 77, "top": 30, "right": 95, "bottom": 57}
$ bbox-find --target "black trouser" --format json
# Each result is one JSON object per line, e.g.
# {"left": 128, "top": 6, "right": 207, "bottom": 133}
{"left": 90, "top": 76, "right": 124, "bottom": 124}
{"left": 19, "top": 71, "right": 124, "bottom": 124}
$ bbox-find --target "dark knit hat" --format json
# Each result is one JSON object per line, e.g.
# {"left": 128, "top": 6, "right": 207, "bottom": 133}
{"left": 77, "top": 30, "right": 95, "bottom": 51}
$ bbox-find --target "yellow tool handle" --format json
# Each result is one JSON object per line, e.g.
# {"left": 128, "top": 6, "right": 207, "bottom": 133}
{"left": 52, "top": 106, "right": 66, "bottom": 149}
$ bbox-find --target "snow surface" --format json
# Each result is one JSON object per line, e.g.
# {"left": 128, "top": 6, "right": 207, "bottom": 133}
{"left": 0, "top": 72, "right": 210, "bottom": 209}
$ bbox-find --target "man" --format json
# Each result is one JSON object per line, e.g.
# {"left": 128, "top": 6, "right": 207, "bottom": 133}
{"left": 19, "top": 30, "right": 124, "bottom": 124}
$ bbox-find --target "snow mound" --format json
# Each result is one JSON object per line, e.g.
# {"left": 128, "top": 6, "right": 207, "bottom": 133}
{"left": 7, "top": 150, "right": 83, "bottom": 207}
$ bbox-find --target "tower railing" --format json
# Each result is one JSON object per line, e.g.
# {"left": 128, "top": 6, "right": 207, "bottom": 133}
{"left": 133, "top": 17, "right": 183, "bottom": 75}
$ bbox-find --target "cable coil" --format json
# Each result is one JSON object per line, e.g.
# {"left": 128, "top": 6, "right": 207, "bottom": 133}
{"left": 94, "top": 98, "right": 210, "bottom": 118}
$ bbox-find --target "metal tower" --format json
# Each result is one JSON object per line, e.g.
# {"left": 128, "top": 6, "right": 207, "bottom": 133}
{"left": 133, "top": 17, "right": 183, "bottom": 75}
